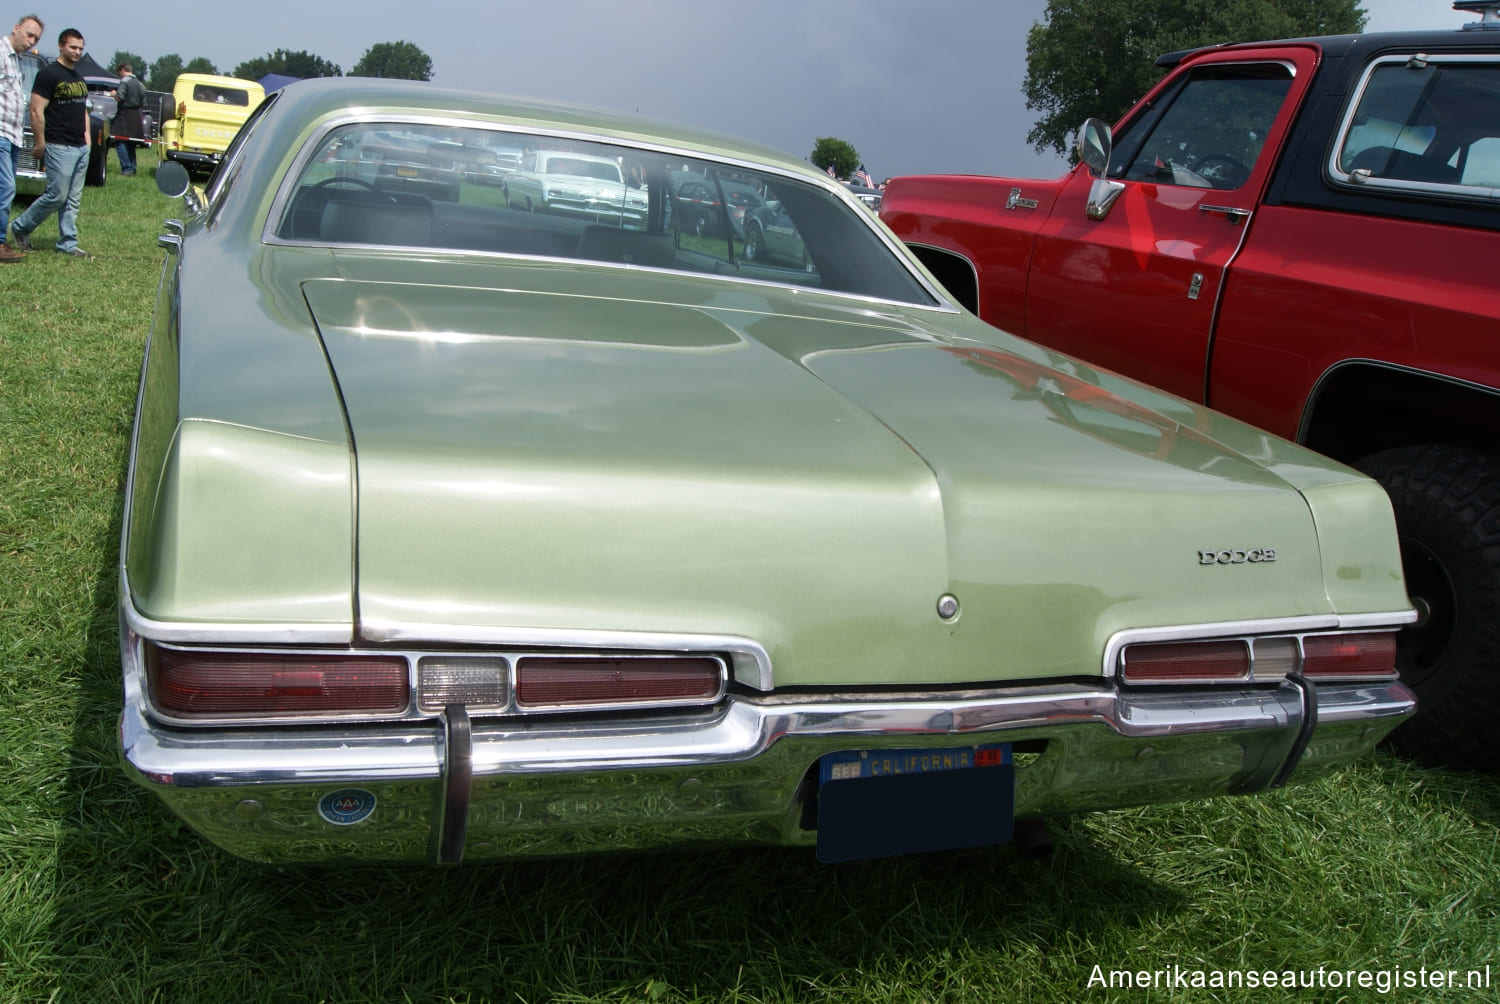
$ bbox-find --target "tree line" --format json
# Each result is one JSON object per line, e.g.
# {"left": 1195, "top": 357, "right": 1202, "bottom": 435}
{"left": 105, "top": 41, "right": 433, "bottom": 93}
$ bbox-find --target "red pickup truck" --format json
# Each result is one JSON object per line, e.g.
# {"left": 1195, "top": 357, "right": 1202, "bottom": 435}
{"left": 882, "top": 9, "right": 1500, "bottom": 769}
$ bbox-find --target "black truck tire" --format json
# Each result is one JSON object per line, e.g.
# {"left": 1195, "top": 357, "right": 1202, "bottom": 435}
{"left": 1356, "top": 444, "right": 1500, "bottom": 770}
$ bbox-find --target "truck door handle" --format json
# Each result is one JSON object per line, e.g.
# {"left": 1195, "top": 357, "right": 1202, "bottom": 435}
{"left": 1199, "top": 204, "right": 1252, "bottom": 224}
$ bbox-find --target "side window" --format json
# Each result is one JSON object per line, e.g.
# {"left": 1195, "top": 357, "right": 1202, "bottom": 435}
{"left": 1117, "top": 63, "right": 1294, "bottom": 190}
{"left": 1334, "top": 57, "right": 1500, "bottom": 196}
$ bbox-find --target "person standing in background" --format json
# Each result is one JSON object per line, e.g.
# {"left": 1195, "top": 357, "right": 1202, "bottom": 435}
{"left": 10, "top": 26, "right": 92, "bottom": 259}
{"left": 0, "top": 13, "right": 44, "bottom": 263}
{"left": 111, "top": 60, "right": 144, "bottom": 176}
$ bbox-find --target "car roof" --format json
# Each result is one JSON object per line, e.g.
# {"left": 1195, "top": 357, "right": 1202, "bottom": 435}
{"left": 268, "top": 76, "right": 819, "bottom": 183}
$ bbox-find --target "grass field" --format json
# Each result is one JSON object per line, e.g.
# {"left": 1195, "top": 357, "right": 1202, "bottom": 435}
{"left": 1, "top": 150, "right": 1497, "bottom": 1003}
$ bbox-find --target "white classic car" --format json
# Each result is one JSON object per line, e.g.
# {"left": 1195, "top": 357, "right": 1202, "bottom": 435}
{"left": 502, "top": 149, "right": 648, "bottom": 224}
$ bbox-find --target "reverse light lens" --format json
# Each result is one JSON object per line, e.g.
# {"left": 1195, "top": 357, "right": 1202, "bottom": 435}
{"left": 515, "top": 656, "right": 723, "bottom": 708}
{"left": 146, "top": 644, "right": 408, "bottom": 718}
{"left": 1251, "top": 637, "right": 1299, "bottom": 682}
{"left": 418, "top": 657, "right": 508, "bottom": 711}
{"left": 1301, "top": 633, "right": 1399, "bottom": 679}
{"left": 1121, "top": 640, "right": 1250, "bottom": 683}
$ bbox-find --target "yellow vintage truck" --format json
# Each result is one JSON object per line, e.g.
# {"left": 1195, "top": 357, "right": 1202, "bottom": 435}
{"left": 158, "top": 73, "right": 265, "bottom": 173}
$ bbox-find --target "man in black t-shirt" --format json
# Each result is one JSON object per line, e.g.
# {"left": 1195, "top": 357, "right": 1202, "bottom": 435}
{"left": 9, "top": 27, "right": 93, "bottom": 258}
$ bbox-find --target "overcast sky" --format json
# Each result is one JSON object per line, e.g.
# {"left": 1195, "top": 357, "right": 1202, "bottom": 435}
{"left": 62, "top": 0, "right": 1464, "bottom": 181}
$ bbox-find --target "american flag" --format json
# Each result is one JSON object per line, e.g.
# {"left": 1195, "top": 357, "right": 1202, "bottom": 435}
{"left": 852, "top": 164, "right": 873, "bottom": 187}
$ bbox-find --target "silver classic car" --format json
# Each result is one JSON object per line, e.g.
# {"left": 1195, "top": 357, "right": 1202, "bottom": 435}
{"left": 124, "top": 77, "right": 1417, "bottom": 866}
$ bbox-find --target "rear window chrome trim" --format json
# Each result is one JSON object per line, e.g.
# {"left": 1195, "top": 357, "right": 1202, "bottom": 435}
{"left": 258, "top": 112, "right": 951, "bottom": 307}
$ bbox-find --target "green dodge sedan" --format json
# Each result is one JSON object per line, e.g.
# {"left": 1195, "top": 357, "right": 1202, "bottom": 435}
{"left": 122, "top": 77, "right": 1417, "bottom": 865}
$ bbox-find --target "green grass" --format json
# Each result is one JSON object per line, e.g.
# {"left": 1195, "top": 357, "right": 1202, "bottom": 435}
{"left": 2, "top": 150, "right": 1498, "bottom": 1004}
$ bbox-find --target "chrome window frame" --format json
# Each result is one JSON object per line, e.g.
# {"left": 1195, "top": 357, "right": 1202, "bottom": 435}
{"left": 257, "top": 112, "right": 954, "bottom": 310}
{"left": 1328, "top": 52, "right": 1500, "bottom": 203}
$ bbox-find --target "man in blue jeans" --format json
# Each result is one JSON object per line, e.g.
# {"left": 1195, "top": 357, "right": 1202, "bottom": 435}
{"left": 10, "top": 26, "right": 93, "bottom": 260}
{"left": 0, "top": 14, "right": 44, "bottom": 264}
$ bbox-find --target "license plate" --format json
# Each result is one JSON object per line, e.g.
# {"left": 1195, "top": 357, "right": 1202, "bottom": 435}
{"left": 396, "top": 166, "right": 419, "bottom": 177}
{"left": 815, "top": 744, "right": 1013, "bottom": 863}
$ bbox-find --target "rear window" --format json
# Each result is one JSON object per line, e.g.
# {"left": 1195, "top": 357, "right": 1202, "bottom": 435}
{"left": 1333, "top": 55, "right": 1500, "bottom": 198}
{"left": 272, "top": 121, "right": 935, "bottom": 306}
{"left": 192, "top": 84, "right": 251, "bottom": 106}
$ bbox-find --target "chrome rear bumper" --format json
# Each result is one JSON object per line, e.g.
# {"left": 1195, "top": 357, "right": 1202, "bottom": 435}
{"left": 121, "top": 669, "right": 1414, "bottom": 865}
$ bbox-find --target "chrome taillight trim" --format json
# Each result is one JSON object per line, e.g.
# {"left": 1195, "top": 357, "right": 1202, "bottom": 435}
{"left": 1105, "top": 611, "right": 1415, "bottom": 684}
{"left": 118, "top": 575, "right": 773, "bottom": 691}
{"left": 134, "top": 637, "right": 730, "bottom": 728}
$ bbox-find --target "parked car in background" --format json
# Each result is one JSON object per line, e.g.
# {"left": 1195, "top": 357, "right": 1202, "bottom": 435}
{"left": 129, "top": 76, "right": 1414, "bottom": 867}
{"left": 158, "top": 73, "right": 265, "bottom": 173}
{"left": 142, "top": 89, "right": 172, "bottom": 143}
{"left": 332, "top": 128, "right": 465, "bottom": 202}
{"left": 882, "top": 6, "right": 1500, "bottom": 770}
{"left": 502, "top": 148, "right": 647, "bottom": 224}
{"left": 741, "top": 184, "right": 811, "bottom": 268}
{"left": 671, "top": 174, "right": 727, "bottom": 236}
{"left": 462, "top": 136, "right": 523, "bottom": 186}
{"left": 845, "top": 183, "right": 882, "bottom": 212}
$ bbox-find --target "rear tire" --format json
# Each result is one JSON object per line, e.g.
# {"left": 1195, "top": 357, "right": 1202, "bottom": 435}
{"left": 1357, "top": 444, "right": 1500, "bottom": 770}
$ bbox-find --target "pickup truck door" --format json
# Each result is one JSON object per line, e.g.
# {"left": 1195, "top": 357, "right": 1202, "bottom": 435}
{"left": 1024, "top": 47, "right": 1318, "bottom": 402}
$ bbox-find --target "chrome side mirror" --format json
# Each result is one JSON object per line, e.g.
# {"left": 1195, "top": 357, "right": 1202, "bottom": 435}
{"left": 156, "top": 161, "right": 192, "bottom": 198}
{"left": 1077, "top": 118, "right": 1113, "bottom": 176}
{"left": 1076, "top": 117, "right": 1125, "bottom": 221}
{"left": 156, "top": 160, "right": 205, "bottom": 217}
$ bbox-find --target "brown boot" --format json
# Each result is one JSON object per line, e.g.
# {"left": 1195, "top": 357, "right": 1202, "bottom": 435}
{"left": 0, "top": 243, "right": 25, "bottom": 263}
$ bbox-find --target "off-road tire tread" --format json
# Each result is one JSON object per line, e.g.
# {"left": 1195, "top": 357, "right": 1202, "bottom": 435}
{"left": 1357, "top": 444, "right": 1500, "bottom": 771}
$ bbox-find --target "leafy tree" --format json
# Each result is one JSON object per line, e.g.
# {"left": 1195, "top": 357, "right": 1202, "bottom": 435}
{"left": 148, "top": 53, "right": 184, "bottom": 92}
{"left": 810, "top": 137, "right": 859, "bottom": 179}
{"left": 350, "top": 40, "right": 434, "bottom": 81}
{"left": 184, "top": 57, "right": 218, "bottom": 75}
{"left": 109, "top": 50, "right": 149, "bottom": 76}
{"left": 233, "top": 49, "right": 342, "bottom": 81}
{"left": 1023, "top": 0, "right": 1366, "bottom": 157}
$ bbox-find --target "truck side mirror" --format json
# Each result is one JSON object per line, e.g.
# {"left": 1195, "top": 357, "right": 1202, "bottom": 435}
{"left": 1076, "top": 118, "right": 1125, "bottom": 221}
{"left": 1077, "top": 118, "right": 1112, "bottom": 177}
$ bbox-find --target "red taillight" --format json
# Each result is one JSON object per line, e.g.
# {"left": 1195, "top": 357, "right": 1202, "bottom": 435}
{"left": 515, "top": 657, "right": 722, "bottom": 709}
{"left": 1121, "top": 640, "right": 1250, "bottom": 683}
{"left": 146, "top": 644, "right": 408, "bottom": 718}
{"left": 1301, "top": 633, "right": 1398, "bottom": 679}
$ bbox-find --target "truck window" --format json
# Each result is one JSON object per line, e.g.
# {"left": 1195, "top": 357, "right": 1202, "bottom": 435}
{"left": 1336, "top": 58, "right": 1500, "bottom": 194}
{"left": 1117, "top": 63, "right": 1294, "bottom": 190}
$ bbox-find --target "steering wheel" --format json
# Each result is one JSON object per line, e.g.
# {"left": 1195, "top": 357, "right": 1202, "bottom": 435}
{"left": 1189, "top": 153, "right": 1251, "bottom": 189}
{"left": 308, "top": 176, "right": 397, "bottom": 201}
